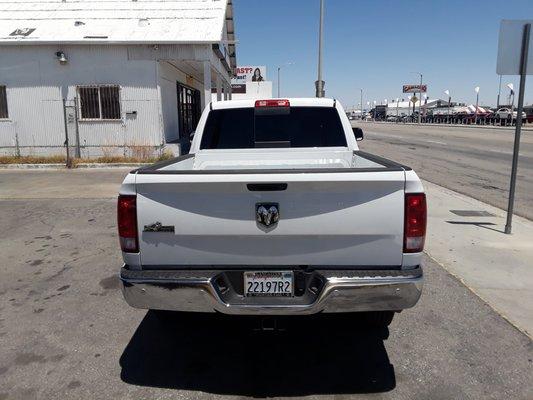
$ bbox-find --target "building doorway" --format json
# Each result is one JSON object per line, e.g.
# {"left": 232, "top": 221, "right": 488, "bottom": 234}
{"left": 177, "top": 82, "right": 201, "bottom": 143}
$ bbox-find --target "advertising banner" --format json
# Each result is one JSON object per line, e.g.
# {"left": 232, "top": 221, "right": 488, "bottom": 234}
{"left": 232, "top": 66, "right": 267, "bottom": 84}
{"left": 229, "top": 66, "right": 268, "bottom": 94}
{"left": 403, "top": 84, "right": 427, "bottom": 93}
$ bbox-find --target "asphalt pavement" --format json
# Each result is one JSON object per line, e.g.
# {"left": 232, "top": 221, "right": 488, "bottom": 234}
{"left": 0, "top": 169, "right": 532, "bottom": 399}
{"left": 354, "top": 122, "right": 533, "bottom": 220}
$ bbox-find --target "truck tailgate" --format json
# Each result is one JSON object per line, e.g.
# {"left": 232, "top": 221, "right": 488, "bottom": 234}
{"left": 135, "top": 171, "right": 405, "bottom": 267}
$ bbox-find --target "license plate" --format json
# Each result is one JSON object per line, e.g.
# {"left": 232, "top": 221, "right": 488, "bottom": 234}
{"left": 244, "top": 271, "right": 293, "bottom": 297}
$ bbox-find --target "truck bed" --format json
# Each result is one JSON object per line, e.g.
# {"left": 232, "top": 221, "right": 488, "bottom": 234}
{"left": 135, "top": 150, "right": 411, "bottom": 174}
{"left": 129, "top": 150, "right": 412, "bottom": 268}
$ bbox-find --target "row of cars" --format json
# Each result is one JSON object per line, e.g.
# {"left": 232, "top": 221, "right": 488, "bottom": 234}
{"left": 359, "top": 107, "right": 529, "bottom": 125}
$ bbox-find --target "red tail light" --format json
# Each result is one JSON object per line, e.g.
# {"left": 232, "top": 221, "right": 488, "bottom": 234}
{"left": 255, "top": 99, "right": 290, "bottom": 107}
{"left": 404, "top": 193, "right": 427, "bottom": 253}
{"left": 117, "top": 194, "right": 138, "bottom": 253}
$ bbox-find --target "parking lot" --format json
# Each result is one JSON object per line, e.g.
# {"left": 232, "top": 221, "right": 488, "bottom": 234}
{"left": 0, "top": 169, "right": 532, "bottom": 399}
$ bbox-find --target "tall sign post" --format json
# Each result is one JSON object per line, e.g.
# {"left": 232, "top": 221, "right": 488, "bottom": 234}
{"left": 403, "top": 84, "right": 427, "bottom": 121}
{"left": 497, "top": 20, "right": 532, "bottom": 234}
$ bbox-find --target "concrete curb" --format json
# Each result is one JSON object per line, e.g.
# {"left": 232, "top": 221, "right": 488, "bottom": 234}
{"left": 355, "top": 121, "right": 533, "bottom": 131}
{"left": 76, "top": 163, "right": 149, "bottom": 169}
{"left": 0, "top": 163, "right": 149, "bottom": 169}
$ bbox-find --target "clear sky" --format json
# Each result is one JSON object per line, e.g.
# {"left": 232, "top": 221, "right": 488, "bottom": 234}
{"left": 233, "top": 0, "right": 533, "bottom": 108}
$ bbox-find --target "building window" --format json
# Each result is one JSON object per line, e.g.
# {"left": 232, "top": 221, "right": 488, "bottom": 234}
{"left": 177, "top": 82, "right": 201, "bottom": 139}
{"left": 0, "top": 86, "right": 8, "bottom": 119}
{"left": 77, "top": 85, "right": 121, "bottom": 120}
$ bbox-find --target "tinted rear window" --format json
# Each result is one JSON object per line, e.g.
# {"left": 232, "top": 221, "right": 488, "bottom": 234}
{"left": 200, "top": 107, "right": 347, "bottom": 149}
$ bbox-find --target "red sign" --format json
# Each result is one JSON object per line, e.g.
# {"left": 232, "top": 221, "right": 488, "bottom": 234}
{"left": 403, "top": 84, "right": 427, "bottom": 93}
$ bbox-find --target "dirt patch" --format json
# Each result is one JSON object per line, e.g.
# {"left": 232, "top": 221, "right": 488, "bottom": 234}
{"left": 99, "top": 275, "right": 119, "bottom": 290}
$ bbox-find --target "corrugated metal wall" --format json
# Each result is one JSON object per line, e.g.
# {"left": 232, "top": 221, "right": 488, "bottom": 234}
{"left": 0, "top": 45, "right": 164, "bottom": 157}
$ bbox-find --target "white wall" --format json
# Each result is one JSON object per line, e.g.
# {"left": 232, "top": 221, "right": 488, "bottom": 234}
{"left": 0, "top": 45, "right": 162, "bottom": 157}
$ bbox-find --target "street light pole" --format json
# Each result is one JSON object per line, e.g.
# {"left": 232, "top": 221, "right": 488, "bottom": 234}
{"left": 360, "top": 88, "right": 363, "bottom": 120}
{"left": 396, "top": 98, "right": 399, "bottom": 118}
{"left": 277, "top": 62, "right": 293, "bottom": 98}
{"left": 315, "top": 0, "right": 325, "bottom": 98}
{"left": 418, "top": 74, "right": 423, "bottom": 123}
{"left": 277, "top": 67, "right": 280, "bottom": 98}
{"left": 444, "top": 90, "right": 451, "bottom": 123}
{"left": 474, "top": 86, "right": 480, "bottom": 124}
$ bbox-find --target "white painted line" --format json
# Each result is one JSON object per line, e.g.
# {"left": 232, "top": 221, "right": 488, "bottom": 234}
{"left": 426, "top": 140, "right": 447, "bottom": 145}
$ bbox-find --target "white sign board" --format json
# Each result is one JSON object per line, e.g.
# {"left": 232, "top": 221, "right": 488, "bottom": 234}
{"left": 497, "top": 20, "right": 532, "bottom": 75}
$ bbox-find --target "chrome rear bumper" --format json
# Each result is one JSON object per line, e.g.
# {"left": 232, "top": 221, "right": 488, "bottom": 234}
{"left": 120, "top": 266, "right": 423, "bottom": 315}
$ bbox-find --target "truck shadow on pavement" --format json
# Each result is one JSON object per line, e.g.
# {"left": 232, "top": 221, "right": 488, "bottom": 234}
{"left": 119, "top": 311, "right": 396, "bottom": 396}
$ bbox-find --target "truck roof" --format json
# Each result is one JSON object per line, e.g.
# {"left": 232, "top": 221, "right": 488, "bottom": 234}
{"left": 210, "top": 98, "right": 337, "bottom": 110}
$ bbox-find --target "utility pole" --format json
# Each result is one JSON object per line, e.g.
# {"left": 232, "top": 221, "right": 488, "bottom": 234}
{"left": 315, "top": 0, "right": 325, "bottom": 98}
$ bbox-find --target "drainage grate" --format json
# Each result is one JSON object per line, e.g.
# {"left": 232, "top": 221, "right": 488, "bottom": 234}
{"left": 450, "top": 210, "right": 495, "bottom": 217}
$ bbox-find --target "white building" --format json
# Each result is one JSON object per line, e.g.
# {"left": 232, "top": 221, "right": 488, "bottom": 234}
{"left": 385, "top": 98, "right": 445, "bottom": 116}
{"left": 0, "top": 0, "right": 237, "bottom": 157}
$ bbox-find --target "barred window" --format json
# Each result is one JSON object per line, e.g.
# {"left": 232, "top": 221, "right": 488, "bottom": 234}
{"left": 78, "top": 85, "right": 121, "bottom": 120}
{"left": 0, "top": 86, "right": 8, "bottom": 119}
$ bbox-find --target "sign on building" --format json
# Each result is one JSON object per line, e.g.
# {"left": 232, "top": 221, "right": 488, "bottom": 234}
{"left": 403, "top": 84, "right": 427, "bottom": 93}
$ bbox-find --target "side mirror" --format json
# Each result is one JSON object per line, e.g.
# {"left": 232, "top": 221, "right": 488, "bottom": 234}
{"left": 189, "top": 131, "right": 195, "bottom": 140}
{"left": 352, "top": 127, "right": 364, "bottom": 141}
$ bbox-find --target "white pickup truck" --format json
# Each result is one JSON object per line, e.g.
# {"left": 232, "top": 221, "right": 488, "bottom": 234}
{"left": 118, "top": 98, "right": 426, "bottom": 326}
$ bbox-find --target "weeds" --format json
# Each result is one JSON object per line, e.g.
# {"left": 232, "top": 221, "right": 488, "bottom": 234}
{"left": 0, "top": 155, "right": 66, "bottom": 164}
{"left": 0, "top": 151, "right": 174, "bottom": 165}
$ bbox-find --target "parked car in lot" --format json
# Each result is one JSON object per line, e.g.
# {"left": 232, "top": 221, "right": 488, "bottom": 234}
{"left": 118, "top": 98, "right": 426, "bottom": 327}
{"left": 386, "top": 115, "right": 400, "bottom": 122}
{"left": 495, "top": 108, "right": 527, "bottom": 120}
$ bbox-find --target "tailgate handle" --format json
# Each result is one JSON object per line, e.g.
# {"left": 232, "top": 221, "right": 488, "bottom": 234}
{"left": 247, "top": 183, "right": 288, "bottom": 191}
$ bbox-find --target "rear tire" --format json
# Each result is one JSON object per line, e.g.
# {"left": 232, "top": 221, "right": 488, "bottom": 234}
{"left": 360, "top": 311, "right": 395, "bottom": 327}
